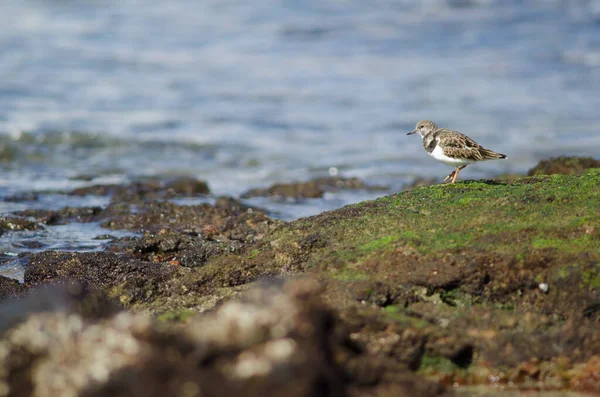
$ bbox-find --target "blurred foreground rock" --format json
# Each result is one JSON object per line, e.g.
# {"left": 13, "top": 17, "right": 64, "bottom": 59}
{"left": 0, "top": 280, "right": 335, "bottom": 397}
{"left": 0, "top": 279, "right": 445, "bottom": 397}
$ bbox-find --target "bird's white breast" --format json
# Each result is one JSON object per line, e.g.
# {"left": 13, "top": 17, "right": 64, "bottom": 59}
{"left": 429, "top": 143, "right": 475, "bottom": 167}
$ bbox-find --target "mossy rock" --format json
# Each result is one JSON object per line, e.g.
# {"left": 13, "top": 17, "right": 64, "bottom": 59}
{"left": 528, "top": 156, "right": 600, "bottom": 176}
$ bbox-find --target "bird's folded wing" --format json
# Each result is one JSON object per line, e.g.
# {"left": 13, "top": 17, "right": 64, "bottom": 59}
{"left": 438, "top": 130, "right": 485, "bottom": 161}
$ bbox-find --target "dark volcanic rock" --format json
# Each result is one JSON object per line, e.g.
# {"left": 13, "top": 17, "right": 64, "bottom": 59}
{"left": 0, "top": 215, "right": 40, "bottom": 235}
{"left": 214, "top": 195, "right": 264, "bottom": 213}
{"left": 24, "top": 251, "right": 179, "bottom": 306}
{"left": 164, "top": 177, "right": 210, "bottom": 196}
{"left": 528, "top": 156, "right": 600, "bottom": 176}
{"left": 241, "top": 177, "right": 382, "bottom": 199}
{"left": 3, "top": 192, "right": 39, "bottom": 202}
{"left": 68, "top": 177, "right": 210, "bottom": 201}
{"left": 130, "top": 228, "right": 240, "bottom": 268}
{"left": 102, "top": 200, "right": 282, "bottom": 243}
{"left": 68, "top": 183, "right": 124, "bottom": 196}
{"left": 0, "top": 275, "right": 24, "bottom": 300}
{"left": 13, "top": 207, "right": 104, "bottom": 225}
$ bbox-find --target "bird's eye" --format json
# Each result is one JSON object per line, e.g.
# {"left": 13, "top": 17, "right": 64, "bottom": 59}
{"left": 419, "top": 125, "right": 424, "bottom": 129}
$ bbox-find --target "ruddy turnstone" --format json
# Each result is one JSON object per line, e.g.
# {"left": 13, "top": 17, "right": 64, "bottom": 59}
{"left": 407, "top": 120, "right": 507, "bottom": 183}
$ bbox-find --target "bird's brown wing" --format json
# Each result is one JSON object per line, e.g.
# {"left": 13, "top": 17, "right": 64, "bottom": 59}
{"left": 437, "top": 129, "right": 506, "bottom": 160}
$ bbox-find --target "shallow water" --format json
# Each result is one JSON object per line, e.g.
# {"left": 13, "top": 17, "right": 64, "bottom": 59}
{"left": 0, "top": 221, "right": 136, "bottom": 281}
{"left": 1, "top": 0, "right": 600, "bottom": 266}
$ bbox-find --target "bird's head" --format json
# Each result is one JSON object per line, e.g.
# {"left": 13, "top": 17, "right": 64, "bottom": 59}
{"left": 407, "top": 120, "right": 437, "bottom": 137}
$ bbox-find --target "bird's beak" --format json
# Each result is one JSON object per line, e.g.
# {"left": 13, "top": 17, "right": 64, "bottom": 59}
{"left": 407, "top": 130, "right": 417, "bottom": 135}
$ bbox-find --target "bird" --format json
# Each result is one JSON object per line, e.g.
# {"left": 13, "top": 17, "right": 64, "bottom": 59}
{"left": 407, "top": 120, "right": 507, "bottom": 184}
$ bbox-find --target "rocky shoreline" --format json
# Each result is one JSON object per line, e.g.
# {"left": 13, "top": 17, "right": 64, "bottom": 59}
{"left": 1, "top": 157, "right": 599, "bottom": 397}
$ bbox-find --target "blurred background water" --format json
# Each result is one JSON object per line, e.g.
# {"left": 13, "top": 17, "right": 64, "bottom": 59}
{"left": 1, "top": 0, "right": 600, "bottom": 264}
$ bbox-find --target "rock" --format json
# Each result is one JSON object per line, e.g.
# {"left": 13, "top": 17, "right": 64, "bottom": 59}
{"left": 3, "top": 192, "right": 39, "bottom": 202}
{"left": 2, "top": 164, "right": 599, "bottom": 394}
{"left": 67, "top": 177, "right": 210, "bottom": 200}
{"left": 234, "top": 169, "right": 600, "bottom": 389}
{"left": 101, "top": 201, "right": 282, "bottom": 243}
{"left": 0, "top": 275, "right": 24, "bottom": 301}
{"left": 527, "top": 156, "right": 600, "bottom": 176}
{"left": 23, "top": 251, "right": 179, "bottom": 307}
{"left": 0, "top": 280, "right": 349, "bottom": 397}
{"left": 164, "top": 177, "right": 210, "bottom": 196}
{"left": 215, "top": 196, "right": 264, "bottom": 214}
{"left": 0, "top": 216, "right": 40, "bottom": 235}
{"left": 68, "top": 174, "right": 97, "bottom": 181}
{"left": 13, "top": 207, "right": 103, "bottom": 225}
{"left": 130, "top": 229, "right": 240, "bottom": 268}
{"left": 69, "top": 183, "right": 124, "bottom": 196}
{"left": 569, "top": 355, "right": 600, "bottom": 393}
{"left": 241, "top": 177, "right": 383, "bottom": 199}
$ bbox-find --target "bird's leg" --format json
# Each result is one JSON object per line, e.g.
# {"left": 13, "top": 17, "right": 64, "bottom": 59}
{"left": 444, "top": 165, "right": 467, "bottom": 183}
{"left": 451, "top": 168, "right": 459, "bottom": 184}
{"left": 451, "top": 165, "right": 467, "bottom": 184}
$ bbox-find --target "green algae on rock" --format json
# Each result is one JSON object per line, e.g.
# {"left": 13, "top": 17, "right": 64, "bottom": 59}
{"left": 230, "top": 169, "right": 600, "bottom": 392}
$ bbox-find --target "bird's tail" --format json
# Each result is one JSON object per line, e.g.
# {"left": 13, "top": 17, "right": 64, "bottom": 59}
{"left": 481, "top": 148, "right": 507, "bottom": 160}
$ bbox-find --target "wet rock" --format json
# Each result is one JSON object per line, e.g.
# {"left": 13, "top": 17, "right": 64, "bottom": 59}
{"left": 527, "top": 156, "right": 600, "bottom": 176}
{"left": 23, "top": 251, "right": 179, "bottom": 307}
{"left": 215, "top": 195, "right": 264, "bottom": 214}
{"left": 130, "top": 228, "right": 240, "bottom": 268}
{"left": 0, "top": 216, "right": 40, "bottom": 235}
{"left": 68, "top": 174, "right": 97, "bottom": 181}
{"left": 68, "top": 177, "right": 210, "bottom": 200}
{"left": 102, "top": 201, "right": 282, "bottom": 243}
{"left": 3, "top": 192, "right": 39, "bottom": 202}
{"left": 0, "top": 275, "right": 24, "bottom": 300}
{"left": 13, "top": 207, "right": 104, "bottom": 225}
{"left": 243, "top": 181, "right": 322, "bottom": 199}
{"left": 69, "top": 183, "right": 124, "bottom": 196}
{"left": 164, "top": 177, "right": 210, "bottom": 196}
{"left": 241, "top": 177, "right": 382, "bottom": 199}
{"left": 93, "top": 234, "right": 118, "bottom": 241}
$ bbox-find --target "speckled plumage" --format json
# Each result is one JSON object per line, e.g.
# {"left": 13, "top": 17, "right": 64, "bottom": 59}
{"left": 425, "top": 128, "right": 505, "bottom": 161}
{"left": 408, "top": 120, "right": 506, "bottom": 183}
